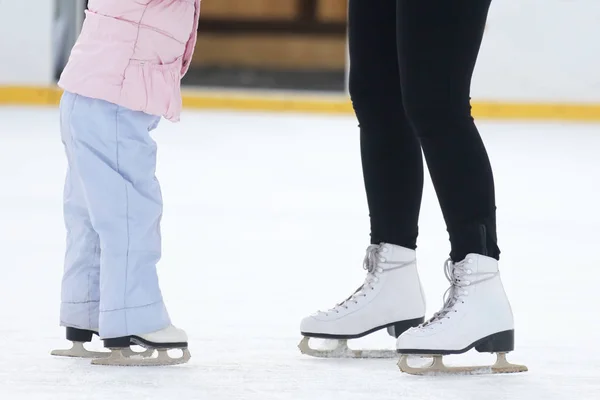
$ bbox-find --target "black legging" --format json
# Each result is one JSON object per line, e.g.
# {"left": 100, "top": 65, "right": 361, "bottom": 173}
{"left": 349, "top": 0, "right": 499, "bottom": 261}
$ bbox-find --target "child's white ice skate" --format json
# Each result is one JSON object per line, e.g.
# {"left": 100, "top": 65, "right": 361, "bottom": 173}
{"left": 91, "top": 325, "right": 190, "bottom": 366}
{"left": 51, "top": 327, "right": 154, "bottom": 359}
{"left": 396, "top": 254, "right": 528, "bottom": 375}
{"left": 299, "top": 243, "right": 426, "bottom": 358}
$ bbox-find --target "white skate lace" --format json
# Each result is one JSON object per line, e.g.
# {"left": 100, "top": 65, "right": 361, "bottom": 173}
{"left": 420, "top": 258, "right": 498, "bottom": 328}
{"left": 316, "top": 244, "right": 410, "bottom": 316}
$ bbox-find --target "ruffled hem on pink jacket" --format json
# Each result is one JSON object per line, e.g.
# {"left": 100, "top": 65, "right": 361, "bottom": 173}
{"left": 58, "top": 0, "right": 201, "bottom": 122}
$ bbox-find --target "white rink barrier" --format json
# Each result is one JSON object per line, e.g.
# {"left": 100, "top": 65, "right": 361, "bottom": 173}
{"left": 0, "top": 0, "right": 54, "bottom": 86}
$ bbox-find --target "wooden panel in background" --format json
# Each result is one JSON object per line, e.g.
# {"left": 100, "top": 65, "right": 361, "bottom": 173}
{"left": 192, "top": 35, "right": 346, "bottom": 70}
{"left": 197, "top": 19, "right": 346, "bottom": 36}
{"left": 193, "top": 0, "right": 348, "bottom": 70}
{"left": 200, "top": 0, "right": 297, "bottom": 19}
{"left": 317, "top": 0, "right": 347, "bottom": 22}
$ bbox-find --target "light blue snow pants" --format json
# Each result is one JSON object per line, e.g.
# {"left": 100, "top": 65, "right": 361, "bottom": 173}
{"left": 59, "top": 91, "right": 171, "bottom": 338}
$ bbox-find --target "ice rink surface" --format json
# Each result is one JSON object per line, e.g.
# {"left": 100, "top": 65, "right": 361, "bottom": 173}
{"left": 0, "top": 106, "right": 598, "bottom": 399}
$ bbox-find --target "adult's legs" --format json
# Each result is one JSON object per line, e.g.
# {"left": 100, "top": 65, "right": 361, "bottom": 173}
{"left": 348, "top": 0, "right": 423, "bottom": 249}
{"left": 393, "top": 5, "right": 525, "bottom": 367}
{"left": 397, "top": 0, "right": 499, "bottom": 261}
{"left": 298, "top": 1, "right": 428, "bottom": 353}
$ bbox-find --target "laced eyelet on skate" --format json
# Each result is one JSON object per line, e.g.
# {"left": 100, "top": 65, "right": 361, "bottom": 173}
{"left": 416, "top": 257, "right": 499, "bottom": 329}
{"left": 319, "top": 244, "right": 413, "bottom": 317}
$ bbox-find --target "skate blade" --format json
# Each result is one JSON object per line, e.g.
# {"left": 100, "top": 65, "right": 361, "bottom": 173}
{"left": 91, "top": 348, "right": 191, "bottom": 366}
{"left": 398, "top": 352, "right": 528, "bottom": 375}
{"left": 121, "top": 347, "right": 156, "bottom": 358}
{"left": 298, "top": 337, "right": 397, "bottom": 359}
{"left": 51, "top": 342, "right": 110, "bottom": 359}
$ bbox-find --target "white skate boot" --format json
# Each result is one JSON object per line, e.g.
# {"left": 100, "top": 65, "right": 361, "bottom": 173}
{"left": 396, "top": 254, "right": 527, "bottom": 375}
{"left": 299, "top": 243, "right": 426, "bottom": 358}
{"left": 92, "top": 325, "right": 190, "bottom": 366}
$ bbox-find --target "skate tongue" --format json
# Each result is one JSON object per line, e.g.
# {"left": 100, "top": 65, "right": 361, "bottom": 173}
{"left": 330, "top": 284, "right": 368, "bottom": 311}
{"left": 422, "top": 259, "right": 465, "bottom": 326}
{"left": 423, "top": 295, "right": 458, "bottom": 326}
{"left": 319, "top": 245, "right": 382, "bottom": 315}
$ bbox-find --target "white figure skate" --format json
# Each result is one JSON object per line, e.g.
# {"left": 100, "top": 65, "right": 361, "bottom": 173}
{"left": 396, "top": 254, "right": 528, "bottom": 375}
{"left": 91, "top": 325, "right": 191, "bottom": 366}
{"left": 51, "top": 327, "right": 154, "bottom": 359}
{"left": 299, "top": 243, "right": 426, "bottom": 358}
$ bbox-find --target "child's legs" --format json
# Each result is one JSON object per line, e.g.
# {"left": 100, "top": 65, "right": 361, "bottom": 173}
{"left": 59, "top": 92, "right": 101, "bottom": 331}
{"left": 66, "top": 92, "right": 170, "bottom": 338}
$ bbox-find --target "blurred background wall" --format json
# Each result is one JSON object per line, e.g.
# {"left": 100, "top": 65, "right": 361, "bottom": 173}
{"left": 188, "top": 0, "right": 348, "bottom": 91}
{"left": 1, "top": 0, "right": 599, "bottom": 119}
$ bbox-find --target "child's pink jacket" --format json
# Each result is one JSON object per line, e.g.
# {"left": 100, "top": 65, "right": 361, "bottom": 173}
{"left": 58, "top": 0, "right": 201, "bottom": 122}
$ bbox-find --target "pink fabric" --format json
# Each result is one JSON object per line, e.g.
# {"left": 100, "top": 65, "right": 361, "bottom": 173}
{"left": 58, "top": 0, "right": 201, "bottom": 122}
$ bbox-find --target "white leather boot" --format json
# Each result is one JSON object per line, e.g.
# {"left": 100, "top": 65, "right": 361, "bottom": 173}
{"left": 396, "top": 254, "right": 527, "bottom": 374}
{"left": 299, "top": 243, "right": 426, "bottom": 358}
